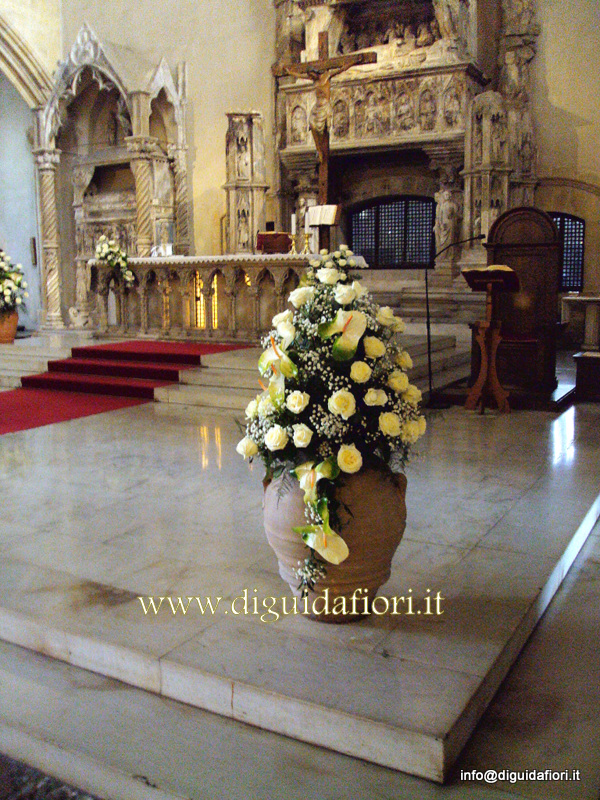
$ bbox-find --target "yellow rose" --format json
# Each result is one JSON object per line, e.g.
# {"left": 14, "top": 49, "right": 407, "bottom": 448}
{"left": 328, "top": 389, "right": 356, "bottom": 420}
{"left": 417, "top": 415, "right": 427, "bottom": 435}
{"left": 337, "top": 444, "right": 363, "bottom": 474}
{"left": 264, "top": 425, "right": 289, "bottom": 451}
{"left": 402, "top": 419, "right": 421, "bottom": 444}
{"left": 396, "top": 350, "right": 413, "bottom": 370}
{"left": 379, "top": 412, "right": 401, "bottom": 437}
{"left": 350, "top": 361, "right": 372, "bottom": 383}
{"left": 402, "top": 385, "right": 422, "bottom": 406}
{"left": 376, "top": 306, "right": 396, "bottom": 327}
{"left": 364, "top": 388, "right": 388, "bottom": 406}
{"left": 363, "top": 337, "right": 386, "bottom": 359}
{"left": 387, "top": 370, "right": 409, "bottom": 393}
{"left": 236, "top": 436, "right": 258, "bottom": 459}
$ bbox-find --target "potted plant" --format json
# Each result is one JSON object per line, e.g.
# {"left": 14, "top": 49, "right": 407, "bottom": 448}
{"left": 0, "top": 249, "right": 28, "bottom": 344}
{"left": 237, "top": 246, "right": 426, "bottom": 622}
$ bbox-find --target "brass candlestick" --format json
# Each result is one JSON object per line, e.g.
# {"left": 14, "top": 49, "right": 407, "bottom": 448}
{"left": 301, "top": 232, "right": 312, "bottom": 254}
{"left": 289, "top": 234, "right": 298, "bottom": 255}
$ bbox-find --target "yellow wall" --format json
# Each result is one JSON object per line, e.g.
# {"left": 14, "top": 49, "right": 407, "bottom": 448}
{"left": 532, "top": 0, "right": 600, "bottom": 291}
{"left": 61, "top": 0, "right": 276, "bottom": 255}
{"left": 0, "top": 0, "right": 61, "bottom": 77}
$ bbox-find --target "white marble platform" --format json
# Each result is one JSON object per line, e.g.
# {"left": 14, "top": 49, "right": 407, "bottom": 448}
{"left": 0, "top": 402, "right": 599, "bottom": 782}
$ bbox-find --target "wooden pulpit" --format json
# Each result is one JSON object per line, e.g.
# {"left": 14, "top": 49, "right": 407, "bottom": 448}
{"left": 474, "top": 207, "right": 562, "bottom": 399}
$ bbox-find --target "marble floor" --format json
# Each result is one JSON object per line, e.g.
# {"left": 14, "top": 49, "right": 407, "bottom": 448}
{"left": 0, "top": 399, "right": 598, "bottom": 793}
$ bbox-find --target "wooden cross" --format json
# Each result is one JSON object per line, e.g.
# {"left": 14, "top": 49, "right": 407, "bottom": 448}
{"left": 273, "top": 32, "right": 377, "bottom": 204}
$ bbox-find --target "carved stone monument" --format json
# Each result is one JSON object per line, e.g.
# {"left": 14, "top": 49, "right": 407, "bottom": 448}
{"left": 224, "top": 112, "right": 269, "bottom": 254}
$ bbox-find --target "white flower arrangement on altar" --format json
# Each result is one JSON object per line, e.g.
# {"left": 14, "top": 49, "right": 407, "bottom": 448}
{"left": 0, "top": 249, "right": 28, "bottom": 312}
{"left": 95, "top": 235, "right": 134, "bottom": 287}
{"left": 237, "top": 245, "right": 426, "bottom": 594}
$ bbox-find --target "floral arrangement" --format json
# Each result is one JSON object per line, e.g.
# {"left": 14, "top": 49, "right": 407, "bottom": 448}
{"left": 0, "top": 249, "right": 28, "bottom": 313}
{"left": 95, "top": 235, "right": 134, "bottom": 287}
{"left": 237, "top": 245, "right": 426, "bottom": 595}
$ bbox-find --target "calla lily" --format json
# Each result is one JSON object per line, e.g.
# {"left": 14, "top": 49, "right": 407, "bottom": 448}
{"left": 292, "top": 458, "right": 340, "bottom": 503}
{"left": 293, "top": 498, "right": 349, "bottom": 565}
{"left": 258, "top": 337, "right": 298, "bottom": 379}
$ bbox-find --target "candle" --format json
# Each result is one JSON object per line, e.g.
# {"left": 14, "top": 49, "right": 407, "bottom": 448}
{"left": 305, "top": 212, "right": 310, "bottom": 233}
{"left": 291, "top": 213, "right": 296, "bottom": 235}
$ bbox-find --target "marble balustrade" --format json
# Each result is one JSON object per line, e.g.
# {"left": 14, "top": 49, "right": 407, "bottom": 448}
{"left": 91, "top": 254, "right": 310, "bottom": 340}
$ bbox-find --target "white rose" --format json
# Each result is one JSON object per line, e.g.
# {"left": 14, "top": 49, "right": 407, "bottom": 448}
{"left": 236, "top": 436, "right": 258, "bottom": 459}
{"left": 350, "top": 361, "right": 372, "bottom": 383}
{"left": 292, "top": 423, "right": 313, "bottom": 448}
{"left": 245, "top": 398, "right": 259, "bottom": 419}
{"left": 417, "top": 415, "right": 427, "bottom": 435}
{"left": 387, "top": 370, "right": 409, "bottom": 393}
{"left": 338, "top": 258, "right": 347, "bottom": 267}
{"left": 351, "top": 280, "right": 367, "bottom": 299}
{"left": 328, "top": 389, "right": 356, "bottom": 420}
{"left": 286, "top": 390, "right": 310, "bottom": 414}
{"left": 316, "top": 267, "right": 341, "bottom": 285}
{"left": 309, "top": 259, "right": 321, "bottom": 268}
{"left": 337, "top": 444, "right": 363, "bottom": 474}
{"left": 392, "top": 317, "right": 406, "bottom": 333}
{"left": 319, "top": 249, "right": 328, "bottom": 255}
{"left": 379, "top": 412, "right": 402, "bottom": 437}
{"left": 334, "top": 283, "right": 356, "bottom": 305}
{"left": 363, "top": 337, "right": 386, "bottom": 359}
{"left": 289, "top": 286, "right": 316, "bottom": 308}
{"left": 264, "top": 425, "right": 289, "bottom": 451}
{"left": 402, "top": 385, "right": 422, "bottom": 406}
{"left": 396, "top": 350, "right": 413, "bottom": 370}
{"left": 15, "top": 297, "right": 22, "bottom": 305}
{"left": 402, "top": 419, "right": 421, "bottom": 445}
{"left": 364, "top": 388, "right": 388, "bottom": 406}
{"left": 376, "top": 306, "right": 397, "bottom": 327}
{"left": 333, "top": 251, "right": 341, "bottom": 258}
{"left": 272, "top": 309, "right": 293, "bottom": 326}
{"left": 277, "top": 320, "right": 296, "bottom": 349}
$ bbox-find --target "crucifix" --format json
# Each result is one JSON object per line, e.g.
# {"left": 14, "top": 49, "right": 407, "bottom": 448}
{"left": 273, "top": 32, "right": 377, "bottom": 208}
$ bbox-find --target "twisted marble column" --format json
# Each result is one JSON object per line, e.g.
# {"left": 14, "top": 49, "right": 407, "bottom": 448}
{"left": 35, "top": 149, "right": 64, "bottom": 328}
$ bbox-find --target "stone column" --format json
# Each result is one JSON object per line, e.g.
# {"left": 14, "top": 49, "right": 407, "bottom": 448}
{"left": 168, "top": 144, "right": 191, "bottom": 255}
{"left": 224, "top": 112, "right": 269, "bottom": 254}
{"left": 127, "top": 136, "right": 158, "bottom": 258}
{"left": 70, "top": 165, "right": 95, "bottom": 328}
{"left": 34, "top": 148, "right": 65, "bottom": 329}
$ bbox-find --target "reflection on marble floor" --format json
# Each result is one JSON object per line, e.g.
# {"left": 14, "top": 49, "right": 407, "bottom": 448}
{"left": 0, "top": 401, "right": 599, "bottom": 784}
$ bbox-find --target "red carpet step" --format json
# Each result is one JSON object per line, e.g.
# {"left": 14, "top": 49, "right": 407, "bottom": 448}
{"left": 14, "top": 340, "right": 250, "bottom": 424}
{"left": 0, "top": 388, "right": 147, "bottom": 436}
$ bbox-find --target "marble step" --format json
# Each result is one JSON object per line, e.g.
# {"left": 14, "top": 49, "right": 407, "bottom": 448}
{"left": 154, "top": 383, "right": 252, "bottom": 410}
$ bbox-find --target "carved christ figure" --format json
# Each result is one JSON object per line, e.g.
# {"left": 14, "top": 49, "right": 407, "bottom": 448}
{"left": 282, "top": 63, "right": 349, "bottom": 166}
{"left": 273, "top": 31, "right": 377, "bottom": 203}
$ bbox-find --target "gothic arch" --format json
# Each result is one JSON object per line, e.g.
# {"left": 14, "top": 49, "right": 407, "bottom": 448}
{"left": 37, "top": 24, "right": 130, "bottom": 149}
{"left": 0, "top": 14, "right": 53, "bottom": 108}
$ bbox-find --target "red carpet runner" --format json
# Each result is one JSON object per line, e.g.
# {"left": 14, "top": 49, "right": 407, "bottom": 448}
{"left": 2, "top": 341, "right": 248, "bottom": 435}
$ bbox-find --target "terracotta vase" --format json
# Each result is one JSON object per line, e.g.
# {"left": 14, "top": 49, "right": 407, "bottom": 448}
{"left": 0, "top": 310, "right": 18, "bottom": 344}
{"left": 263, "top": 469, "right": 407, "bottom": 623}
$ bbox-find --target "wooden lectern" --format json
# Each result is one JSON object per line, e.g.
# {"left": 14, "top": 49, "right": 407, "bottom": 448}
{"left": 462, "top": 265, "right": 520, "bottom": 414}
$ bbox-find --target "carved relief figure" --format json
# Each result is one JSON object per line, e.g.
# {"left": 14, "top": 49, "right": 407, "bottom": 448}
{"left": 394, "top": 89, "right": 415, "bottom": 131}
{"left": 416, "top": 22, "right": 435, "bottom": 48}
{"left": 385, "top": 21, "right": 403, "bottom": 44}
{"left": 519, "top": 131, "right": 534, "bottom": 174}
{"left": 236, "top": 127, "right": 251, "bottom": 180}
{"left": 332, "top": 99, "right": 349, "bottom": 138}
{"left": 364, "top": 92, "right": 384, "bottom": 137}
{"left": 291, "top": 105, "right": 308, "bottom": 144}
{"left": 432, "top": 0, "right": 468, "bottom": 46}
{"left": 473, "top": 112, "right": 483, "bottom": 165}
{"left": 443, "top": 86, "right": 461, "bottom": 127}
{"left": 491, "top": 113, "right": 507, "bottom": 162}
{"left": 434, "top": 188, "right": 460, "bottom": 254}
{"left": 419, "top": 88, "right": 437, "bottom": 131}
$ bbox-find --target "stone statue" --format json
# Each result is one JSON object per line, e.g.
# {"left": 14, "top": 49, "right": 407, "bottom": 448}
{"left": 395, "top": 90, "right": 415, "bottom": 131}
{"left": 434, "top": 188, "right": 459, "bottom": 255}
{"left": 236, "top": 130, "right": 251, "bottom": 180}
{"left": 419, "top": 89, "right": 437, "bottom": 131}
{"left": 291, "top": 105, "right": 308, "bottom": 144}
{"left": 491, "top": 114, "right": 507, "bottom": 162}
